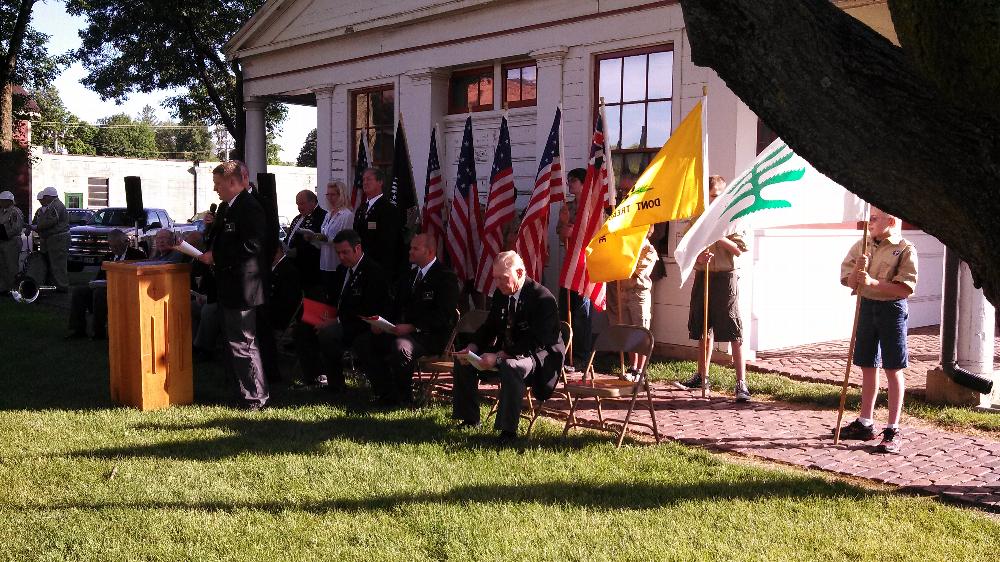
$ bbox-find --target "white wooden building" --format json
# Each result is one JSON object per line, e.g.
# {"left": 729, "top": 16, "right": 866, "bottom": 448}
{"left": 224, "top": 0, "right": 943, "bottom": 358}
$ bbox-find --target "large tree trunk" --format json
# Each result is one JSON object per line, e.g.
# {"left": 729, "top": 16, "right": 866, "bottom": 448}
{"left": 0, "top": 0, "right": 36, "bottom": 152}
{"left": 678, "top": 0, "right": 1000, "bottom": 307}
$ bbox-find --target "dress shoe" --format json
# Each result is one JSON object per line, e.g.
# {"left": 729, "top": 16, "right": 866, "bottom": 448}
{"left": 497, "top": 431, "right": 517, "bottom": 447}
{"left": 243, "top": 402, "right": 269, "bottom": 412}
{"left": 457, "top": 420, "right": 481, "bottom": 429}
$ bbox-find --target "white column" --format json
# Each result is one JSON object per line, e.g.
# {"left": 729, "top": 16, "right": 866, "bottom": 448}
{"left": 957, "top": 262, "right": 997, "bottom": 405}
{"left": 243, "top": 98, "right": 268, "bottom": 183}
{"left": 403, "top": 68, "right": 450, "bottom": 207}
{"left": 313, "top": 86, "right": 335, "bottom": 203}
{"left": 531, "top": 46, "right": 568, "bottom": 293}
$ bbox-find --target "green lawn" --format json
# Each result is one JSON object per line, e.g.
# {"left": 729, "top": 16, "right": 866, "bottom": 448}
{"left": 1, "top": 300, "right": 999, "bottom": 560}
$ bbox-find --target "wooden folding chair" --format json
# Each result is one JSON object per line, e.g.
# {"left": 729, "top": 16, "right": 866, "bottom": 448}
{"left": 414, "top": 308, "right": 487, "bottom": 406}
{"left": 525, "top": 321, "right": 574, "bottom": 436}
{"left": 562, "top": 325, "right": 661, "bottom": 448}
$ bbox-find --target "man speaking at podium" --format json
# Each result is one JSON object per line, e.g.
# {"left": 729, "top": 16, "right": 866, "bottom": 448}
{"left": 198, "top": 161, "right": 270, "bottom": 411}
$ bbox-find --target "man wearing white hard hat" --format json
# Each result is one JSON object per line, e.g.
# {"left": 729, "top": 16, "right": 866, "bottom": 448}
{"left": 30, "top": 186, "right": 70, "bottom": 292}
{"left": 0, "top": 190, "right": 25, "bottom": 295}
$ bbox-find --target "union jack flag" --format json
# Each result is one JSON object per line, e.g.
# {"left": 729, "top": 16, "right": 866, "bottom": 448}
{"left": 445, "top": 116, "right": 483, "bottom": 283}
{"left": 559, "top": 110, "right": 613, "bottom": 310}
{"left": 515, "top": 107, "right": 564, "bottom": 280}
{"left": 474, "top": 115, "right": 517, "bottom": 295}
{"left": 422, "top": 127, "right": 445, "bottom": 247}
{"left": 351, "top": 133, "right": 370, "bottom": 210}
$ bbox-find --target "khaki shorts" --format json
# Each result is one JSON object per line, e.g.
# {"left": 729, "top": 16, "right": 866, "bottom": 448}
{"left": 688, "top": 271, "right": 742, "bottom": 342}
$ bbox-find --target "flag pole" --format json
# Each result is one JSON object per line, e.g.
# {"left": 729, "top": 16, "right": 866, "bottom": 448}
{"left": 834, "top": 204, "right": 871, "bottom": 444}
{"left": 702, "top": 261, "right": 711, "bottom": 398}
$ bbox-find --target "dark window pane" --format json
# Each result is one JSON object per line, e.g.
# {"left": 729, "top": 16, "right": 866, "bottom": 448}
{"left": 599, "top": 58, "right": 622, "bottom": 104}
{"left": 604, "top": 104, "right": 622, "bottom": 150}
{"left": 757, "top": 118, "right": 779, "bottom": 155}
{"left": 621, "top": 103, "right": 645, "bottom": 149}
{"left": 648, "top": 51, "right": 673, "bottom": 99}
{"left": 370, "top": 92, "right": 391, "bottom": 127}
{"left": 646, "top": 101, "right": 671, "bottom": 147}
{"left": 622, "top": 54, "right": 647, "bottom": 102}
{"left": 521, "top": 66, "right": 536, "bottom": 100}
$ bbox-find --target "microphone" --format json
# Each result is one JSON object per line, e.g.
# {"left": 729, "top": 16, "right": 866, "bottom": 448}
{"left": 209, "top": 203, "right": 217, "bottom": 214}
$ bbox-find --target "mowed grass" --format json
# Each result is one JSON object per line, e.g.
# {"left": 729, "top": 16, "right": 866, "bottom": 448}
{"left": 646, "top": 360, "right": 1000, "bottom": 434}
{"left": 1, "top": 300, "right": 999, "bottom": 560}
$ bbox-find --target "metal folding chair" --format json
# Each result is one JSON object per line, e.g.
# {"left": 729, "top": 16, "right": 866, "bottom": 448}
{"left": 525, "top": 320, "right": 574, "bottom": 436}
{"left": 414, "top": 308, "right": 487, "bottom": 406}
{"left": 561, "top": 325, "right": 661, "bottom": 448}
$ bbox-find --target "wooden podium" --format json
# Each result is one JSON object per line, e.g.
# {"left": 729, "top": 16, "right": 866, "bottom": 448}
{"left": 103, "top": 261, "right": 194, "bottom": 410}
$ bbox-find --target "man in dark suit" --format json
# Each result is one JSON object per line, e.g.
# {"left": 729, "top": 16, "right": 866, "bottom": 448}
{"left": 285, "top": 189, "right": 326, "bottom": 296}
{"left": 372, "top": 233, "right": 459, "bottom": 405}
{"left": 353, "top": 167, "right": 400, "bottom": 273}
{"left": 197, "top": 161, "right": 270, "bottom": 411}
{"left": 66, "top": 229, "right": 145, "bottom": 339}
{"left": 453, "top": 250, "right": 565, "bottom": 445}
{"left": 293, "top": 229, "right": 389, "bottom": 393}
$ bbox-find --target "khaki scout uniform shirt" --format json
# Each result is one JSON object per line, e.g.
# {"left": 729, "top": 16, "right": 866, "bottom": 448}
{"left": 693, "top": 232, "right": 748, "bottom": 273}
{"left": 840, "top": 234, "right": 918, "bottom": 301}
{"left": 33, "top": 198, "right": 69, "bottom": 238}
{"left": 0, "top": 205, "right": 25, "bottom": 242}
{"left": 621, "top": 238, "right": 658, "bottom": 293}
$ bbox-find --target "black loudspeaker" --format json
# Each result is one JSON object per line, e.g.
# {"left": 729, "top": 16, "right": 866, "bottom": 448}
{"left": 256, "top": 172, "right": 280, "bottom": 256}
{"left": 124, "top": 176, "right": 144, "bottom": 221}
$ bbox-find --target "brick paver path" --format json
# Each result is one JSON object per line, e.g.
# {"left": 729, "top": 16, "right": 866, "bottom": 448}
{"left": 748, "top": 325, "right": 1000, "bottom": 394}
{"left": 432, "top": 374, "right": 1000, "bottom": 512}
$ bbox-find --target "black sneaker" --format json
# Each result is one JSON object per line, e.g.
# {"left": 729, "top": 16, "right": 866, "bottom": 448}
{"left": 835, "top": 419, "right": 877, "bottom": 441}
{"left": 876, "top": 427, "right": 902, "bottom": 454}
{"left": 671, "top": 373, "right": 703, "bottom": 391}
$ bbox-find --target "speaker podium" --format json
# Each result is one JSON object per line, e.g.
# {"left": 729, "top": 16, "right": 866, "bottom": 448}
{"left": 103, "top": 261, "right": 193, "bottom": 410}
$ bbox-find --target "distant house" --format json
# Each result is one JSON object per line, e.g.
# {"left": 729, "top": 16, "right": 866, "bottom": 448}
{"left": 224, "top": 0, "right": 942, "bottom": 357}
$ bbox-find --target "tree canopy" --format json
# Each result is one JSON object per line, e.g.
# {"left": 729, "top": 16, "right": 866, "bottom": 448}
{"left": 65, "top": 0, "right": 285, "bottom": 160}
{"left": 31, "top": 85, "right": 97, "bottom": 155}
{"left": 297, "top": 128, "right": 317, "bottom": 168}
{"left": 93, "top": 113, "right": 157, "bottom": 158}
{"left": 678, "top": 0, "right": 1000, "bottom": 306}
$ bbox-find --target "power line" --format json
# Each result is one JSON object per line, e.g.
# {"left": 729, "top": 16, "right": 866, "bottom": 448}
{"left": 32, "top": 121, "right": 215, "bottom": 130}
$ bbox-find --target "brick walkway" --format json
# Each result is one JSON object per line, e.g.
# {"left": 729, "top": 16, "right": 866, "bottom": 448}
{"left": 748, "top": 325, "right": 1000, "bottom": 394}
{"left": 435, "top": 374, "right": 1000, "bottom": 512}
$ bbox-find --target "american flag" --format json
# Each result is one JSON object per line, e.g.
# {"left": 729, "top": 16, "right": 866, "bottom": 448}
{"left": 445, "top": 116, "right": 483, "bottom": 283}
{"left": 422, "top": 127, "right": 445, "bottom": 247}
{"left": 474, "top": 115, "right": 517, "bottom": 295}
{"left": 515, "top": 107, "right": 563, "bottom": 280}
{"left": 559, "top": 111, "right": 613, "bottom": 310}
{"left": 351, "top": 133, "right": 370, "bottom": 210}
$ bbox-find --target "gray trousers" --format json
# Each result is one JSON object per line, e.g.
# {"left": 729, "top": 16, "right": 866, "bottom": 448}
{"left": 194, "top": 302, "right": 221, "bottom": 350}
{"left": 40, "top": 232, "right": 69, "bottom": 290}
{"left": 0, "top": 239, "right": 18, "bottom": 292}
{"left": 220, "top": 306, "right": 270, "bottom": 407}
{"left": 452, "top": 355, "right": 535, "bottom": 433}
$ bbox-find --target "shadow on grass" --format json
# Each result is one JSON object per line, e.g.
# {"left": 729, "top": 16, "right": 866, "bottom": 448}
{"left": 19, "top": 476, "right": 876, "bottom": 514}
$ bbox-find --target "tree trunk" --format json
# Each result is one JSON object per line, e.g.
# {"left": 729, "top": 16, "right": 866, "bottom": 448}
{"left": 0, "top": 0, "right": 36, "bottom": 152}
{"left": 678, "top": 0, "right": 1000, "bottom": 307}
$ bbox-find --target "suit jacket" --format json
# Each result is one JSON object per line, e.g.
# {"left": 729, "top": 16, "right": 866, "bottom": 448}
{"left": 324, "top": 253, "right": 390, "bottom": 342}
{"left": 269, "top": 254, "right": 302, "bottom": 330}
{"left": 474, "top": 278, "right": 566, "bottom": 401}
{"left": 95, "top": 247, "right": 146, "bottom": 281}
{"left": 352, "top": 195, "right": 400, "bottom": 273}
{"left": 391, "top": 260, "right": 460, "bottom": 354}
{"left": 211, "top": 190, "right": 268, "bottom": 309}
{"left": 288, "top": 206, "right": 326, "bottom": 287}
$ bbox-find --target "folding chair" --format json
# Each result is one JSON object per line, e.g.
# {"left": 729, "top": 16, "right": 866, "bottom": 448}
{"left": 414, "top": 308, "right": 488, "bottom": 406}
{"left": 562, "top": 325, "right": 661, "bottom": 448}
{"left": 525, "top": 320, "right": 574, "bottom": 436}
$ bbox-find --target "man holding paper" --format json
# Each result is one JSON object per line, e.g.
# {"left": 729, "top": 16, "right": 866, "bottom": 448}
{"left": 371, "top": 233, "right": 459, "bottom": 405}
{"left": 452, "top": 250, "right": 564, "bottom": 446}
{"left": 293, "top": 229, "right": 389, "bottom": 393}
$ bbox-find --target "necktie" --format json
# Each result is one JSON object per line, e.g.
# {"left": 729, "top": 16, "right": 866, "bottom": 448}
{"left": 338, "top": 268, "right": 355, "bottom": 307}
{"left": 504, "top": 296, "right": 516, "bottom": 349}
{"left": 413, "top": 269, "right": 424, "bottom": 290}
{"left": 358, "top": 201, "right": 370, "bottom": 222}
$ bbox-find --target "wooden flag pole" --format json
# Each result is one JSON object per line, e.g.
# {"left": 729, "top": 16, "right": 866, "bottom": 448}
{"left": 616, "top": 279, "right": 625, "bottom": 376}
{"left": 701, "top": 261, "right": 711, "bottom": 398}
{"left": 833, "top": 207, "right": 871, "bottom": 444}
{"left": 566, "top": 288, "right": 574, "bottom": 368}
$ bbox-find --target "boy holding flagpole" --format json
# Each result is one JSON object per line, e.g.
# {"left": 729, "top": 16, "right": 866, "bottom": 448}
{"left": 673, "top": 175, "right": 751, "bottom": 401}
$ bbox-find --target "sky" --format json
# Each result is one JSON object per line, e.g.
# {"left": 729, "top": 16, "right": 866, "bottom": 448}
{"left": 30, "top": 1, "right": 317, "bottom": 164}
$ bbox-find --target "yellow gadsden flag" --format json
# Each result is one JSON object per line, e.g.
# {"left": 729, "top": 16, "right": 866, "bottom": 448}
{"left": 586, "top": 100, "right": 706, "bottom": 282}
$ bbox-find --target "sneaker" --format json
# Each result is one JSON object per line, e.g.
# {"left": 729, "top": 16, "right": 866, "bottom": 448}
{"left": 877, "top": 427, "right": 902, "bottom": 454}
{"left": 671, "top": 373, "right": 703, "bottom": 391}
{"left": 315, "top": 374, "right": 329, "bottom": 387}
{"left": 621, "top": 369, "right": 638, "bottom": 383}
{"left": 835, "top": 419, "right": 878, "bottom": 441}
{"left": 734, "top": 381, "right": 751, "bottom": 402}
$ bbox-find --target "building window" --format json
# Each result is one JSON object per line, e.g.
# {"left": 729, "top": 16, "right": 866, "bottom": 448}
{"left": 449, "top": 66, "right": 494, "bottom": 114}
{"left": 595, "top": 45, "right": 674, "bottom": 197}
{"left": 503, "top": 62, "right": 537, "bottom": 108}
{"left": 65, "top": 193, "right": 83, "bottom": 209}
{"left": 756, "top": 119, "right": 779, "bottom": 155}
{"left": 351, "top": 85, "right": 395, "bottom": 176}
{"left": 87, "top": 177, "right": 109, "bottom": 207}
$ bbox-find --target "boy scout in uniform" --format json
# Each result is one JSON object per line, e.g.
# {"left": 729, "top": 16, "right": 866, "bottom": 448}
{"left": 31, "top": 186, "right": 70, "bottom": 292}
{"left": 0, "top": 191, "right": 25, "bottom": 295}
{"left": 836, "top": 207, "right": 918, "bottom": 454}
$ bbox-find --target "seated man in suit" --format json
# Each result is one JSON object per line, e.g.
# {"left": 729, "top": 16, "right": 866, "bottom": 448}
{"left": 66, "top": 229, "right": 146, "bottom": 339}
{"left": 293, "top": 229, "right": 389, "bottom": 393}
{"left": 146, "top": 229, "right": 188, "bottom": 263}
{"left": 371, "top": 233, "right": 459, "bottom": 405}
{"left": 452, "top": 250, "right": 565, "bottom": 446}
